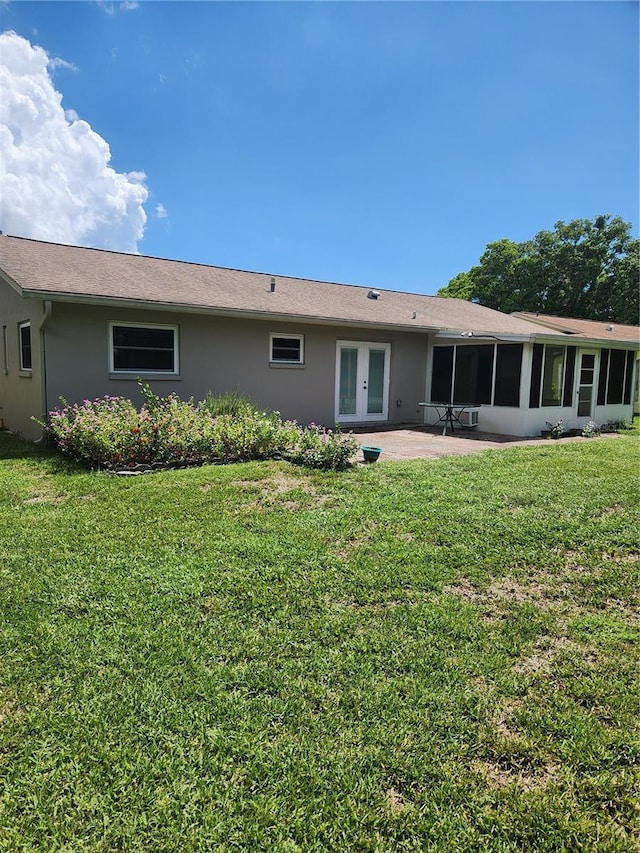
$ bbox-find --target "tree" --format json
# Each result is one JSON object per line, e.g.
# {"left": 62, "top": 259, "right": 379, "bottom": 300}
{"left": 437, "top": 215, "right": 639, "bottom": 325}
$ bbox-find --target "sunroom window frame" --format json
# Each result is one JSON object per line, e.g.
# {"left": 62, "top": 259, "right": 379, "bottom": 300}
{"left": 540, "top": 344, "right": 566, "bottom": 408}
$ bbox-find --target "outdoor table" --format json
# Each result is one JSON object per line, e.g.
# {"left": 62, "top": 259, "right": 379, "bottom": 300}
{"left": 419, "top": 402, "right": 479, "bottom": 436}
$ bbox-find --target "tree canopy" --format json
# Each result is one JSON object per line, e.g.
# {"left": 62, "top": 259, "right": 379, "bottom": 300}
{"left": 437, "top": 215, "right": 639, "bottom": 325}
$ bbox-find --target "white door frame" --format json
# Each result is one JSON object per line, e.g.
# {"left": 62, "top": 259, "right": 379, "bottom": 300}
{"left": 335, "top": 341, "right": 391, "bottom": 423}
{"left": 576, "top": 349, "right": 598, "bottom": 420}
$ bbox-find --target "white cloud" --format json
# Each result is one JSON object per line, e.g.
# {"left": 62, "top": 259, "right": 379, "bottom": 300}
{"left": 0, "top": 30, "right": 148, "bottom": 253}
{"left": 47, "top": 55, "right": 78, "bottom": 73}
{"left": 96, "top": 1, "right": 139, "bottom": 15}
{"left": 154, "top": 203, "right": 168, "bottom": 219}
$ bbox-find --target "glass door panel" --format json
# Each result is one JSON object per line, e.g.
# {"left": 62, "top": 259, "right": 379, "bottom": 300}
{"left": 367, "top": 349, "right": 386, "bottom": 414}
{"left": 338, "top": 348, "right": 358, "bottom": 416}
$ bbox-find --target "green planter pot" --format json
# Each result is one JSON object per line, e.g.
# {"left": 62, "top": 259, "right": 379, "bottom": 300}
{"left": 361, "top": 445, "right": 383, "bottom": 463}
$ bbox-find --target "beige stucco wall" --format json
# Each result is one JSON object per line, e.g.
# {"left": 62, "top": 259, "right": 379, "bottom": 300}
{"left": 0, "top": 284, "right": 44, "bottom": 440}
{"left": 36, "top": 301, "right": 428, "bottom": 433}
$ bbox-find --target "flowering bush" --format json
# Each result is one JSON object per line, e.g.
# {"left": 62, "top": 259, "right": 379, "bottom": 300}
{"left": 545, "top": 418, "right": 565, "bottom": 439}
{"left": 285, "top": 423, "right": 360, "bottom": 470}
{"left": 37, "top": 385, "right": 359, "bottom": 471}
{"left": 581, "top": 420, "right": 600, "bottom": 438}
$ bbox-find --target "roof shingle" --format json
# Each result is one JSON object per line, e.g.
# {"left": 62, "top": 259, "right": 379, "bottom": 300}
{"left": 1, "top": 236, "right": 638, "bottom": 346}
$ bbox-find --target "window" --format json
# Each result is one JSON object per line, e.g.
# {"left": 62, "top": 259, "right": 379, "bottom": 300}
{"left": 431, "top": 343, "right": 524, "bottom": 407}
{"left": 431, "top": 346, "right": 454, "bottom": 402}
{"left": 562, "top": 347, "right": 577, "bottom": 407}
{"left": 597, "top": 350, "right": 609, "bottom": 406}
{"left": 529, "top": 344, "right": 544, "bottom": 408}
{"left": 19, "top": 322, "right": 32, "bottom": 371}
{"left": 623, "top": 352, "right": 635, "bottom": 405}
{"left": 541, "top": 345, "right": 565, "bottom": 406}
{"left": 453, "top": 345, "right": 494, "bottom": 405}
{"left": 270, "top": 334, "right": 304, "bottom": 364}
{"left": 597, "top": 348, "right": 636, "bottom": 406}
{"left": 2, "top": 326, "right": 8, "bottom": 374}
{"left": 494, "top": 344, "right": 523, "bottom": 407}
{"left": 110, "top": 323, "right": 178, "bottom": 373}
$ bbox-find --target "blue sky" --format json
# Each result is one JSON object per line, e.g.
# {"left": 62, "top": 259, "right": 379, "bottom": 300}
{"left": 0, "top": 1, "right": 637, "bottom": 295}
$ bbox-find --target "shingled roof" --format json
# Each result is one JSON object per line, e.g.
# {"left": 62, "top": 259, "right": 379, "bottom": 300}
{"left": 513, "top": 313, "right": 639, "bottom": 344}
{"left": 1, "top": 235, "right": 631, "bottom": 344}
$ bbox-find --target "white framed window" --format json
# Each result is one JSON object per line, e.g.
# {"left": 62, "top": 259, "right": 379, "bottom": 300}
{"left": 109, "top": 322, "right": 179, "bottom": 374}
{"left": 269, "top": 333, "right": 304, "bottom": 365}
{"left": 19, "top": 322, "right": 32, "bottom": 372}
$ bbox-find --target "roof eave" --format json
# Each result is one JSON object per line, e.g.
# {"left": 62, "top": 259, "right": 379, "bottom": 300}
{"left": 19, "top": 289, "right": 442, "bottom": 334}
{"left": 0, "top": 268, "right": 25, "bottom": 297}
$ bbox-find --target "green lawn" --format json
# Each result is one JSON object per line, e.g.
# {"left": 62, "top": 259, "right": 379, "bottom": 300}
{"left": 0, "top": 431, "right": 638, "bottom": 852}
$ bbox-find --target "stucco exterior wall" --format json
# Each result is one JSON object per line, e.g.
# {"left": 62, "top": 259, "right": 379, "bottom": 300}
{"left": 37, "top": 302, "right": 429, "bottom": 433}
{"left": 0, "top": 285, "right": 44, "bottom": 440}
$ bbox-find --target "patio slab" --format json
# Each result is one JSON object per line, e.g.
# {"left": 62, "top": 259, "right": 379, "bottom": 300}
{"left": 352, "top": 425, "right": 612, "bottom": 462}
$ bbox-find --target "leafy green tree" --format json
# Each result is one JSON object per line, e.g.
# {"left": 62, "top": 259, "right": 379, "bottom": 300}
{"left": 438, "top": 215, "right": 639, "bottom": 324}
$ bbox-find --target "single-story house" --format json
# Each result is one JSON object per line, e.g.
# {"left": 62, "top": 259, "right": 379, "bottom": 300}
{"left": 1, "top": 235, "right": 638, "bottom": 440}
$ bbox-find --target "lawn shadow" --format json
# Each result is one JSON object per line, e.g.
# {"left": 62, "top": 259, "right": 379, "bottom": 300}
{"left": 0, "top": 431, "right": 84, "bottom": 474}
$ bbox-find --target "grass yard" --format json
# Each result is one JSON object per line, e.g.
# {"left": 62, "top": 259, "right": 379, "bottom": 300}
{"left": 0, "top": 430, "right": 638, "bottom": 852}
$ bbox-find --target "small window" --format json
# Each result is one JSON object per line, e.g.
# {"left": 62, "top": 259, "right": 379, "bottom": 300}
{"left": 19, "top": 322, "right": 32, "bottom": 371}
{"left": 270, "top": 334, "right": 304, "bottom": 364}
{"left": 110, "top": 323, "right": 178, "bottom": 373}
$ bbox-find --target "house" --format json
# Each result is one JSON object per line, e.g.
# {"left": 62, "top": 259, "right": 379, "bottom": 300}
{"left": 0, "top": 235, "right": 637, "bottom": 440}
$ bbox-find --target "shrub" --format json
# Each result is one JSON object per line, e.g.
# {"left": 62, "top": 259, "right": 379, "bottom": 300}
{"left": 209, "top": 412, "right": 299, "bottom": 462}
{"left": 581, "top": 420, "right": 600, "bottom": 438}
{"left": 545, "top": 418, "right": 565, "bottom": 439}
{"left": 201, "top": 390, "right": 261, "bottom": 419}
{"left": 285, "top": 424, "right": 360, "bottom": 471}
{"left": 38, "top": 386, "right": 359, "bottom": 471}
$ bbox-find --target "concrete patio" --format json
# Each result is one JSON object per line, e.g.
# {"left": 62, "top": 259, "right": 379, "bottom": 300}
{"left": 351, "top": 424, "right": 609, "bottom": 462}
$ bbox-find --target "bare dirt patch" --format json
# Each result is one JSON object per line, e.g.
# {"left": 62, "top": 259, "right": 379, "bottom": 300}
{"left": 385, "top": 787, "right": 410, "bottom": 814}
{"left": 228, "top": 474, "right": 329, "bottom": 511}
{"left": 473, "top": 759, "right": 559, "bottom": 792}
{"left": 494, "top": 700, "right": 524, "bottom": 740}
{"left": 513, "top": 636, "right": 584, "bottom": 675}
{"left": 23, "top": 491, "right": 66, "bottom": 505}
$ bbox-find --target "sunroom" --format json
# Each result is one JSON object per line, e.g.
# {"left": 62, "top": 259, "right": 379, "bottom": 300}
{"left": 424, "top": 336, "right": 637, "bottom": 437}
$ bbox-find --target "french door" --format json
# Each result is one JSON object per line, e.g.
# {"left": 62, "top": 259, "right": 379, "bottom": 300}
{"left": 335, "top": 341, "right": 390, "bottom": 423}
{"left": 576, "top": 351, "right": 596, "bottom": 418}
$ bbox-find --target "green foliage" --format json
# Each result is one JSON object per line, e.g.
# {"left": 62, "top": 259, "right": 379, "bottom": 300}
{"left": 38, "top": 384, "right": 359, "bottom": 471}
{"left": 438, "top": 215, "right": 639, "bottom": 324}
{"left": 545, "top": 418, "right": 565, "bottom": 439}
{"left": 200, "top": 389, "right": 261, "bottom": 418}
{"left": 285, "top": 423, "right": 361, "bottom": 470}
{"left": 581, "top": 420, "right": 600, "bottom": 438}
{"left": 0, "top": 432, "right": 638, "bottom": 850}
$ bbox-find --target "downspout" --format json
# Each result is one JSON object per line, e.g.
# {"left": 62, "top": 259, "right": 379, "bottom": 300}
{"left": 36, "top": 300, "right": 52, "bottom": 441}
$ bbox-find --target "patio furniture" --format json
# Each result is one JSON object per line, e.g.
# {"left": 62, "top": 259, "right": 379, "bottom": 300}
{"left": 419, "top": 402, "right": 480, "bottom": 436}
